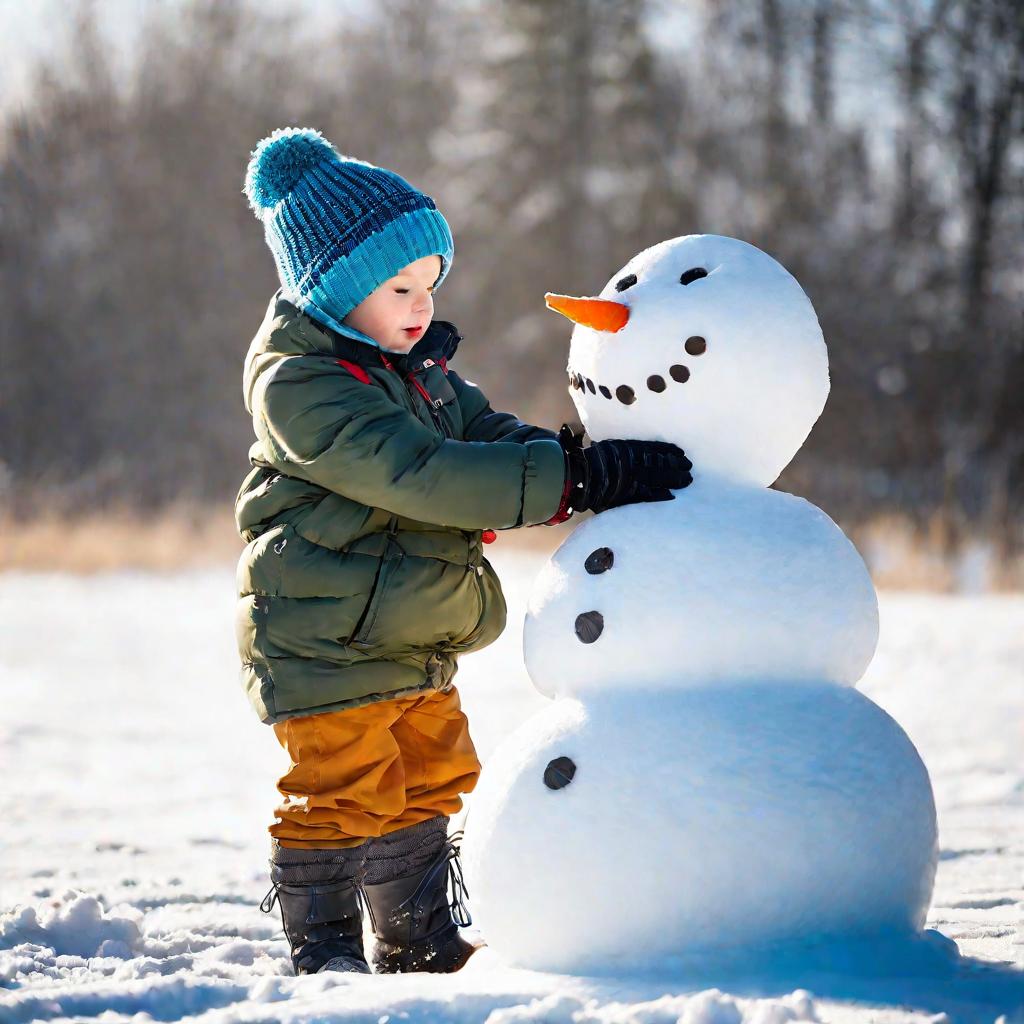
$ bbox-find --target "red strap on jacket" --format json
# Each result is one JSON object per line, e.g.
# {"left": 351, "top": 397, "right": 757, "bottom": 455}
{"left": 408, "top": 375, "right": 434, "bottom": 405}
{"left": 336, "top": 359, "right": 372, "bottom": 385}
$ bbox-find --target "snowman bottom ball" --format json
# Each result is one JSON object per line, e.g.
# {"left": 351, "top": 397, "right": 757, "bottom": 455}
{"left": 461, "top": 685, "right": 937, "bottom": 973}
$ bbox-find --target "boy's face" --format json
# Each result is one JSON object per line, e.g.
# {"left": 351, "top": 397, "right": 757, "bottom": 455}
{"left": 343, "top": 254, "right": 442, "bottom": 353}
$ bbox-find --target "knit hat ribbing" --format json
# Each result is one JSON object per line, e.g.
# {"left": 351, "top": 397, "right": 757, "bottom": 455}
{"left": 243, "top": 127, "right": 454, "bottom": 345}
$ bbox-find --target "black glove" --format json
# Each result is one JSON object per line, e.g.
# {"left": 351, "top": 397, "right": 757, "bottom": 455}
{"left": 557, "top": 423, "right": 693, "bottom": 515}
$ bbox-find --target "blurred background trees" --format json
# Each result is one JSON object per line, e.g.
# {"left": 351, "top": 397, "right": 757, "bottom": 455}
{"left": 0, "top": 0, "right": 1021, "bottom": 553}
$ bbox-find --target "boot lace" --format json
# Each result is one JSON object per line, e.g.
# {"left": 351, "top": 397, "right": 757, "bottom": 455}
{"left": 444, "top": 830, "right": 472, "bottom": 928}
{"left": 361, "top": 831, "right": 472, "bottom": 932}
{"left": 260, "top": 884, "right": 279, "bottom": 914}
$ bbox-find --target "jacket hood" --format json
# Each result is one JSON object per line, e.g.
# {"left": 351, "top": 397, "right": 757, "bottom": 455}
{"left": 243, "top": 290, "right": 463, "bottom": 414}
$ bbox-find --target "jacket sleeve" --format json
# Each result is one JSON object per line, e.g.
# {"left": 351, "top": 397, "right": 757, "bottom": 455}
{"left": 446, "top": 368, "right": 560, "bottom": 445}
{"left": 255, "top": 357, "right": 567, "bottom": 530}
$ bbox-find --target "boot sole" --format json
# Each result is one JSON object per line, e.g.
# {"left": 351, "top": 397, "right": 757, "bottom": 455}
{"left": 318, "top": 955, "right": 372, "bottom": 974}
{"left": 373, "top": 937, "right": 484, "bottom": 974}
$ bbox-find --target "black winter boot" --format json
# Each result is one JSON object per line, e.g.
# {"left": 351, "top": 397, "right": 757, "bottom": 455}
{"left": 360, "top": 816, "right": 480, "bottom": 974}
{"left": 260, "top": 839, "right": 371, "bottom": 975}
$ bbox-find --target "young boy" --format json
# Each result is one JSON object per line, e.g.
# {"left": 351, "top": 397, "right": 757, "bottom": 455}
{"left": 237, "top": 127, "right": 692, "bottom": 976}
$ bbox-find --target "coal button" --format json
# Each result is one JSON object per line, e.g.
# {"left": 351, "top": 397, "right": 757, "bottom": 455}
{"left": 685, "top": 336, "right": 707, "bottom": 355}
{"left": 585, "top": 547, "right": 614, "bottom": 574}
{"left": 544, "top": 756, "right": 577, "bottom": 790}
{"left": 574, "top": 610, "right": 604, "bottom": 643}
{"left": 669, "top": 364, "right": 690, "bottom": 383}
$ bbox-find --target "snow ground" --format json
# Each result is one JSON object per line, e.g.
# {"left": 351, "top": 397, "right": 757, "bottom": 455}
{"left": 1, "top": 548, "right": 1022, "bottom": 1024}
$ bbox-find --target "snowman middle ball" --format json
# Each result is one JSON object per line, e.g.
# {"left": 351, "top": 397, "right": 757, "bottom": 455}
{"left": 523, "top": 478, "right": 879, "bottom": 699}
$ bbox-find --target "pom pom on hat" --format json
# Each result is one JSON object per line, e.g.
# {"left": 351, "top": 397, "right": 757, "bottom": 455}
{"left": 244, "top": 126, "right": 346, "bottom": 215}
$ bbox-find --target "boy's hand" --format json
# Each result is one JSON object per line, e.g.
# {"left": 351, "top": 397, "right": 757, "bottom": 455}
{"left": 421, "top": 319, "right": 462, "bottom": 347}
{"left": 557, "top": 423, "right": 693, "bottom": 515}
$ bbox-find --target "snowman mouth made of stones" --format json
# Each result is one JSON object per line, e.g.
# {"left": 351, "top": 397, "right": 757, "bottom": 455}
{"left": 546, "top": 266, "right": 709, "bottom": 407}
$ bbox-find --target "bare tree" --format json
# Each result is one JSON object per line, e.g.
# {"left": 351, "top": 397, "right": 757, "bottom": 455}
{"left": 0, "top": 0, "right": 1021, "bottom": 551}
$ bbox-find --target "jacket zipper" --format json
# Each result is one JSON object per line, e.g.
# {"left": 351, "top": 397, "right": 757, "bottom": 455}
{"left": 408, "top": 371, "right": 448, "bottom": 436}
{"left": 408, "top": 372, "right": 441, "bottom": 410}
{"left": 378, "top": 353, "right": 449, "bottom": 438}
{"left": 387, "top": 353, "right": 489, "bottom": 622}
{"left": 377, "top": 352, "right": 488, "bottom": 648}
{"left": 348, "top": 522, "right": 401, "bottom": 646}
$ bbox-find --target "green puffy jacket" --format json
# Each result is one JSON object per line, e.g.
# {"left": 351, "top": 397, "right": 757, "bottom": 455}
{"left": 235, "top": 290, "right": 571, "bottom": 725}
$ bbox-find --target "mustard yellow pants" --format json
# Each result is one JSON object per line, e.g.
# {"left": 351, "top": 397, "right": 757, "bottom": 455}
{"left": 270, "top": 686, "right": 481, "bottom": 849}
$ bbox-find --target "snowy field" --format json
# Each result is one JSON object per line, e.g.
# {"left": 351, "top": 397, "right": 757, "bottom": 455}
{"left": 1, "top": 547, "right": 1022, "bottom": 1023}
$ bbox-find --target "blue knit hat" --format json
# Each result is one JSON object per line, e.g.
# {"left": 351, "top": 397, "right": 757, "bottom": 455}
{"left": 243, "top": 126, "right": 454, "bottom": 347}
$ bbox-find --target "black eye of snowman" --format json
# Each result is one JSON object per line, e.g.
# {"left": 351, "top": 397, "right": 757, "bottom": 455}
{"left": 614, "top": 274, "right": 637, "bottom": 292}
{"left": 544, "top": 756, "right": 577, "bottom": 791}
{"left": 679, "top": 267, "right": 708, "bottom": 286}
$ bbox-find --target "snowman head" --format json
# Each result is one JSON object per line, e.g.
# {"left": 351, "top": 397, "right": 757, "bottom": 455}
{"left": 547, "top": 235, "right": 829, "bottom": 487}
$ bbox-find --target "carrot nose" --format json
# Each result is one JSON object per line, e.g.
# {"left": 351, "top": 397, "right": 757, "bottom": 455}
{"left": 545, "top": 293, "right": 630, "bottom": 333}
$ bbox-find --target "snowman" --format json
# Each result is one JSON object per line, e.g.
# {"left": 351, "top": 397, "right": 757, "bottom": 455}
{"left": 460, "top": 235, "right": 938, "bottom": 974}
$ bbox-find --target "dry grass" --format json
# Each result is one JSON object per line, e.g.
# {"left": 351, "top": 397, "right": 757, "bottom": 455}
{"left": 0, "top": 504, "right": 572, "bottom": 574}
{"left": 0, "top": 505, "right": 245, "bottom": 574}
{"left": 2, "top": 505, "right": 1020, "bottom": 590}
{"left": 852, "top": 514, "right": 1024, "bottom": 592}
